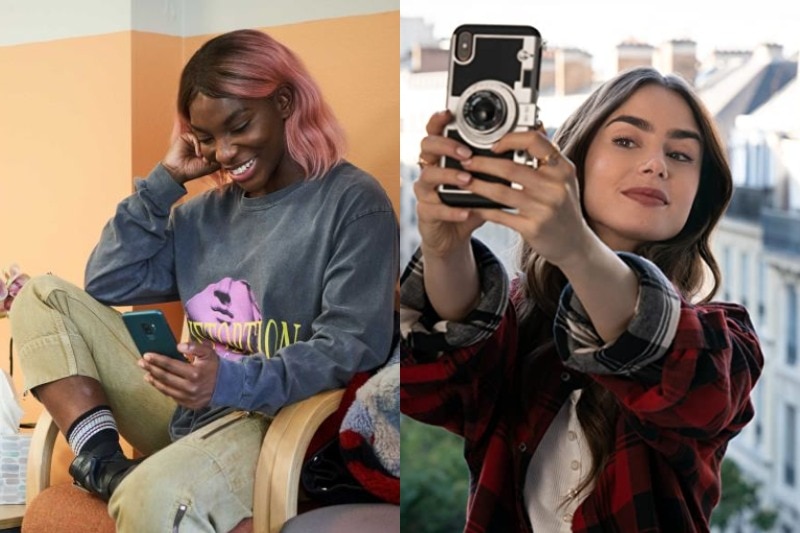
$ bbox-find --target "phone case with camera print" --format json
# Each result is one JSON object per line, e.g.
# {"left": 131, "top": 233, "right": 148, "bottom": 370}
{"left": 438, "top": 24, "right": 543, "bottom": 208}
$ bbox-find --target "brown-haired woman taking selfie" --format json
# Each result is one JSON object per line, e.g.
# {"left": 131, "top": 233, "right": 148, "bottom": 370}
{"left": 401, "top": 67, "right": 762, "bottom": 532}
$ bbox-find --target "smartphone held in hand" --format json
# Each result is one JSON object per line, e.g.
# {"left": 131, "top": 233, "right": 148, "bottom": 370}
{"left": 438, "top": 24, "right": 544, "bottom": 208}
{"left": 122, "top": 309, "right": 184, "bottom": 361}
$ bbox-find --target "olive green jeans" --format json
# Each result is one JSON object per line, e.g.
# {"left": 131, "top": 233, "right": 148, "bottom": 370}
{"left": 11, "top": 275, "right": 269, "bottom": 532}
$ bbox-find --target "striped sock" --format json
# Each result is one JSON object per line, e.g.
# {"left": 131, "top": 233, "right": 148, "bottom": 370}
{"left": 65, "top": 406, "right": 120, "bottom": 456}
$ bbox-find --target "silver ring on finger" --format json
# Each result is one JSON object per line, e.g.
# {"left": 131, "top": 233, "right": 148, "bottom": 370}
{"left": 523, "top": 152, "right": 540, "bottom": 171}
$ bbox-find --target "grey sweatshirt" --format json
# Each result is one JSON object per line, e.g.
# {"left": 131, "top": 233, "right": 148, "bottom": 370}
{"left": 86, "top": 162, "right": 398, "bottom": 438}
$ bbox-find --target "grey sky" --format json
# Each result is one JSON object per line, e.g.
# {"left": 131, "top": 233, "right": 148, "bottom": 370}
{"left": 401, "top": 0, "right": 800, "bottom": 77}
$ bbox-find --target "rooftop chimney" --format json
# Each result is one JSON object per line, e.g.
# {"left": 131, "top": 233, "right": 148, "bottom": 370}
{"left": 555, "top": 48, "right": 593, "bottom": 95}
{"left": 655, "top": 39, "right": 698, "bottom": 85}
{"left": 753, "top": 43, "right": 784, "bottom": 63}
{"left": 615, "top": 41, "right": 655, "bottom": 73}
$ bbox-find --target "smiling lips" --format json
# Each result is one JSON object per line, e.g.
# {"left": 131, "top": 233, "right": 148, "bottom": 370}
{"left": 227, "top": 158, "right": 255, "bottom": 176}
{"left": 224, "top": 157, "right": 257, "bottom": 182}
{"left": 622, "top": 187, "right": 669, "bottom": 207}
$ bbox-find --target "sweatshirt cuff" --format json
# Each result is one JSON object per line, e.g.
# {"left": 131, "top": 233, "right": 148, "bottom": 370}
{"left": 134, "top": 164, "right": 188, "bottom": 213}
{"left": 210, "top": 356, "right": 286, "bottom": 415}
{"left": 399, "top": 239, "right": 509, "bottom": 354}
{"left": 554, "top": 252, "right": 681, "bottom": 376}
{"left": 210, "top": 357, "right": 246, "bottom": 408}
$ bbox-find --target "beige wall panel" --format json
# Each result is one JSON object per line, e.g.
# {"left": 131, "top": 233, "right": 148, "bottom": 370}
{"left": 0, "top": 33, "right": 133, "bottom": 420}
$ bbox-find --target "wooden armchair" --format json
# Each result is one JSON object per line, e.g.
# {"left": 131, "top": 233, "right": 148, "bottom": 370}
{"left": 253, "top": 389, "right": 344, "bottom": 532}
{"left": 22, "top": 389, "right": 400, "bottom": 533}
{"left": 258, "top": 389, "right": 399, "bottom": 533}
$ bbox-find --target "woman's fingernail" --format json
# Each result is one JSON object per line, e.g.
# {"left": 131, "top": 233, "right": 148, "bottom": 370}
{"left": 457, "top": 172, "right": 471, "bottom": 183}
{"left": 456, "top": 147, "right": 472, "bottom": 158}
{"left": 462, "top": 158, "right": 473, "bottom": 167}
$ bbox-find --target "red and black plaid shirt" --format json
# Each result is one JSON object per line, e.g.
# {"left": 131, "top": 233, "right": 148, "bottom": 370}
{"left": 400, "top": 240, "right": 763, "bottom": 532}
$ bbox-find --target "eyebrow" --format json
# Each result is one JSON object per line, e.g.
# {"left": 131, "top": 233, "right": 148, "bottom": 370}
{"left": 605, "top": 114, "right": 702, "bottom": 143}
{"left": 190, "top": 108, "right": 250, "bottom": 133}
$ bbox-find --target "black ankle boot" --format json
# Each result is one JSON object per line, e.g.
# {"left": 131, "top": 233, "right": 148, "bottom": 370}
{"left": 69, "top": 441, "right": 144, "bottom": 501}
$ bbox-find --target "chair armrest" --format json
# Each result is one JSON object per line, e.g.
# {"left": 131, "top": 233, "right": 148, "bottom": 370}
{"left": 253, "top": 389, "right": 345, "bottom": 533}
{"left": 25, "top": 410, "right": 59, "bottom": 504}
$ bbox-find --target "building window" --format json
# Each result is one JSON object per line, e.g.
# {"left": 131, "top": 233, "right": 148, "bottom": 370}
{"left": 723, "top": 246, "right": 732, "bottom": 301}
{"left": 745, "top": 139, "right": 771, "bottom": 188}
{"left": 740, "top": 251, "right": 749, "bottom": 308}
{"left": 788, "top": 285, "right": 798, "bottom": 366}
{"left": 730, "top": 138, "right": 746, "bottom": 187}
{"left": 757, "top": 259, "right": 766, "bottom": 324}
{"left": 746, "top": 143, "right": 755, "bottom": 186}
{"left": 756, "top": 142, "right": 767, "bottom": 187}
{"left": 754, "top": 381, "right": 763, "bottom": 448}
{"left": 785, "top": 404, "right": 796, "bottom": 488}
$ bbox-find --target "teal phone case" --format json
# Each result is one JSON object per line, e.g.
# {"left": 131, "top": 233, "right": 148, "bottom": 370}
{"left": 122, "top": 309, "right": 183, "bottom": 360}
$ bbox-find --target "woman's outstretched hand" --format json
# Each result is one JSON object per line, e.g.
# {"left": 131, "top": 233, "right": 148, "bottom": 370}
{"left": 161, "top": 132, "right": 221, "bottom": 185}
{"left": 460, "top": 127, "right": 592, "bottom": 270}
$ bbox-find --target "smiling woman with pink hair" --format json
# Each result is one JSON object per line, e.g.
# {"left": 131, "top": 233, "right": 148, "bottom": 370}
{"left": 176, "top": 29, "right": 345, "bottom": 182}
{"left": 10, "top": 28, "right": 397, "bottom": 532}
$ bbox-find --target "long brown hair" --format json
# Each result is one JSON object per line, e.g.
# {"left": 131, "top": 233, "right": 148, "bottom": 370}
{"left": 516, "top": 67, "right": 733, "bottom": 496}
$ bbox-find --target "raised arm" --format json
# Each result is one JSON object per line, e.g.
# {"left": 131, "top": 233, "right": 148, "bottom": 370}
{"left": 415, "top": 111, "right": 487, "bottom": 320}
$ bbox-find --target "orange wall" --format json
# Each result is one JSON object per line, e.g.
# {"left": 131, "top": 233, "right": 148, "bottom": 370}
{"left": 131, "top": 32, "right": 183, "bottom": 180}
{"left": 0, "top": 33, "right": 134, "bottom": 421}
{"left": 0, "top": 11, "right": 399, "bottom": 426}
{"left": 0, "top": 33, "right": 133, "bottom": 283}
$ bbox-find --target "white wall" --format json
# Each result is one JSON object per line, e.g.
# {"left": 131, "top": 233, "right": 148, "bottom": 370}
{"left": 0, "top": 0, "right": 398, "bottom": 45}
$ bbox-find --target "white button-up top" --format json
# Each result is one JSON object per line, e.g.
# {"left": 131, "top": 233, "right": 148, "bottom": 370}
{"left": 524, "top": 389, "right": 594, "bottom": 532}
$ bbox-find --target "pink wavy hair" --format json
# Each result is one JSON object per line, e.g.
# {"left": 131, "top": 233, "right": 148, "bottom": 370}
{"left": 177, "top": 29, "right": 346, "bottom": 180}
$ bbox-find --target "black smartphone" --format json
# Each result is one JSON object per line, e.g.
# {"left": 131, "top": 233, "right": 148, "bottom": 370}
{"left": 122, "top": 309, "right": 184, "bottom": 361}
{"left": 438, "top": 24, "right": 543, "bottom": 209}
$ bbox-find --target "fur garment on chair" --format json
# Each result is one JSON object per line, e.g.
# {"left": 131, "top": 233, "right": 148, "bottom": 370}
{"left": 339, "top": 348, "right": 399, "bottom": 504}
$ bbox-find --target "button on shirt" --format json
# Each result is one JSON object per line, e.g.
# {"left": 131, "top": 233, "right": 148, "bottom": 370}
{"left": 524, "top": 390, "right": 593, "bottom": 533}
